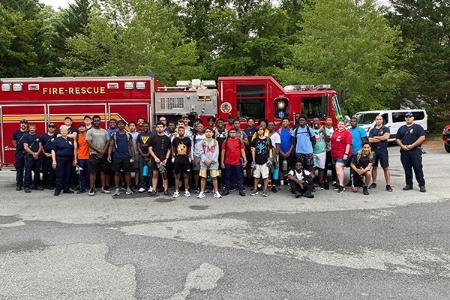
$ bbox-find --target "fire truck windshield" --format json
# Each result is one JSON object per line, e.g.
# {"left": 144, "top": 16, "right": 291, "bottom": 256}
{"left": 302, "top": 96, "right": 329, "bottom": 119}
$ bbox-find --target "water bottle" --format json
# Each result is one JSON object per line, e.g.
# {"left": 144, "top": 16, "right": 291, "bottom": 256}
{"left": 273, "top": 167, "right": 279, "bottom": 181}
{"left": 143, "top": 165, "right": 149, "bottom": 176}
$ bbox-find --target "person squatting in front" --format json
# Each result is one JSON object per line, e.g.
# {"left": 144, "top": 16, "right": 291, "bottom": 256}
{"left": 350, "top": 142, "right": 374, "bottom": 195}
{"left": 287, "top": 161, "right": 314, "bottom": 198}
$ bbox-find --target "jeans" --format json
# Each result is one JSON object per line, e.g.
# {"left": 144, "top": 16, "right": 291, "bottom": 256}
{"left": 78, "top": 159, "right": 90, "bottom": 191}
{"left": 224, "top": 164, "right": 243, "bottom": 191}
{"left": 24, "top": 155, "right": 41, "bottom": 188}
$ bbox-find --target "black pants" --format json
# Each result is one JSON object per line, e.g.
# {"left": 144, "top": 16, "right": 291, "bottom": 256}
{"left": 24, "top": 155, "right": 41, "bottom": 188}
{"left": 325, "top": 151, "right": 336, "bottom": 182}
{"left": 400, "top": 148, "right": 425, "bottom": 187}
{"left": 289, "top": 179, "right": 313, "bottom": 195}
{"left": 55, "top": 156, "right": 73, "bottom": 192}
{"left": 42, "top": 156, "right": 56, "bottom": 188}
{"left": 14, "top": 152, "right": 25, "bottom": 188}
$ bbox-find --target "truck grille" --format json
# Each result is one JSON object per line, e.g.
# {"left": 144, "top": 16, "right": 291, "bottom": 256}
{"left": 160, "top": 97, "right": 184, "bottom": 110}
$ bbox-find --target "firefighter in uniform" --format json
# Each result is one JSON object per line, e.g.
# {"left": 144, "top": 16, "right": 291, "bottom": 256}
{"left": 52, "top": 125, "right": 77, "bottom": 196}
{"left": 23, "top": 124, "right": 43, "bottom": 193}
{"left": 13, "top": 119, "right": 28, "bottom": 191}
{"left": 41, "top": 122, "right": 58, "bottom": 189}
{"left": 396, "top": 112, "right": 426, "bottom": 192}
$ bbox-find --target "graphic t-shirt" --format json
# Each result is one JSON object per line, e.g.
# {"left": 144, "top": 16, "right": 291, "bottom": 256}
{"left": 137, "top": 132, "right": 152, "bottom": 155}
{"left": 324, "top": 127, "right": 334, "bottom": 152}
{"left": 172, "top": 136, "right": 191, "bottom": 164}
{"left": 313, "top": 128, "right": 326, "bottom": 154}
{"left": 349, "top": 126, "right": 367, "bottom": 155}
{"left": 222, "top": 138, "right": 244, "bottom": 165}
{"left": 86, "top": 127, "right": 109, "bottom": 155}
{"left": 369, "top": 126, "right": 390, "bottom": 150}
{"left": 200, "top": 138, "right": 219, "bottom": 169}
{"left": 150, "top": 134, "right": 171, "bottom": 161}
{"left": 251, "top": 137, "right": 272, "bottom": 165}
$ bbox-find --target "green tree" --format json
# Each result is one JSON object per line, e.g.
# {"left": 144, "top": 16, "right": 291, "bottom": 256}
{"left": 60, "top": 0, "right": 203, "bottom": 84}
{"left": 388, "top": 0, "right": 450, "bottom": 128}
{"left": 279, "top": 0, "right": 408, "bottom": 113}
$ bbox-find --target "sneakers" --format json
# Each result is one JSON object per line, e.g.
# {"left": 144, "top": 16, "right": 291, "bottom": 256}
{"left": 214, "top": 192, "right": 222, "bottom": 199}
{"left": 419, "top": 185, "right": 426, "bottom": 193}
{"left": 101, "top": 187, "right": 110, "bottom": 194}
{"left": 222, "top": 190, "right": 230, "bottom": 196}
{"left": 295, "top": 192, "right": 302, "bottom": 198}
{"left": 24, "top": 188, "right": 31, "bottom": 193}
{"left": 113, "top": 188, "right": 120, "bottom": 196}
{"left": 363, "top": 186, "right": 369, "bottom": 195}
{"left": 271, "top": 186, "right": 278, "bottom": 193}
{"left": 138, "top": 187, "right": 146, "bottom": 193}
{"left": 164, "top": 190, "right": 171, "bottom": 197}
{"left": 88, "top": 188, "right": 95, "bottom": 196}
{"left": 149, "top": 191, "right": 157, "bottom": 197}
{"left": 197, "top": 192, "right": 206, "bottom": 199}
{"left": 261, "top": 192, "right": 268, "bottom": 197}
{"left": 337, "top": 186, "right": 345, "bottom": 193}
{"left": 147, "top": 187, "right": 153, "bottom": 193}
{"left": 304, "top": 191, "right": 314, "bottom": 198}
{"left": 386, "top": 185, "right": 393, "bottom": 192}
{"left": 16, "top": 186, "right": 22, "bottom": 191}
{"left": 250, "top": 191, "right": 259, "bottom": 196}
{"left": 403, "top": 185, "right": 413, "bottom": 191}
{"left": 173, "top": 191, "right": 180, "bottom": 198}
{"left": 126, "top": 187, "right": 133, "bottom": 195}
{"left": 369, "top": 183, "right": 377, "bottom": 189}
{"left": 184, "top": 191, "right": 191, "bottom": 198}
{"left": 63, "top": 189, "right": 74, "bottom": 194}
{"left": 239, "top": 190, "right": 246, "bottom": 196}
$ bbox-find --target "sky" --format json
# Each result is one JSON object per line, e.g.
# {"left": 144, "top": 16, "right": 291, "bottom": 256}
{"left": 41, "top": 0, "right": 392, "bottom": 10}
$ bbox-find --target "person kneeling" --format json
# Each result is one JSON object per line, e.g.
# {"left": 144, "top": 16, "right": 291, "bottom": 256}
{"left": 288, "top": 161, "right": 314, "bottom": 198}
{"left": 350, "top": 143, "right": 374, "bottom": 195}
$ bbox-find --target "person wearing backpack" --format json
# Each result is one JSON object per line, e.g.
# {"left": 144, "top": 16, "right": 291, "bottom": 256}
{"left": 396, "top": 112, "right": 426, "bottom": 192}
{"left": 368, "top": 115, "right": 393, "bottom": 192}
{"left": 291, "top": 114, "right": 316, "bottom": 174}
{"left": 108, "top": 120, "right": 135, "bottom": 196}
{"left": 348, "top": 116, "right": 368, "bottom": 186}
{"left": 350, "top": 143, "right": 374, "bottom": 195}
{"left": 250, "top": 126, "right": 273, "bottom": 197}
{"left": 287, "top": 161, "right": 314, "bottom": 198}
{"left": 221, "top": 128, "right": 247, "bottom": 197}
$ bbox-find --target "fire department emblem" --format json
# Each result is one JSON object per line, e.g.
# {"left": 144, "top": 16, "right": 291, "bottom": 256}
{"left": 220, "top": 102, "right": 232, "bottom": 113}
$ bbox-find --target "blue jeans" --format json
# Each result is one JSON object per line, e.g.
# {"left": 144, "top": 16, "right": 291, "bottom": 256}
{"left": 78, "top": 159, "right": 89, "bottom": 191}
{"left": 224, "top": 164, "right": 243, "bottom": 191}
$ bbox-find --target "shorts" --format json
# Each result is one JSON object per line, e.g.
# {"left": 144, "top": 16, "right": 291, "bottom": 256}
{"left": 174, "top": 159, "right": 191, "bottom": 174}
{"left": 374, "top": 148, "right": 389, "bottom": 168}
{"left": 332, "top": 157, "right": 347, "bottom": 165}
{"left": 313, "top": 152, "right": 326, "bottom": 169}
{"left": 88, "top": 155, "right": 110, "bottom": 173}
{"left": 295, "top": 153, "right": 314, "bottom": 167}
{"left": 192, "top": 156, "right": 201, "bottom": 171}
{"left": 254, "top": 163, "right": 269, "bottom": 179}
{"left": 132, "top": 157, "right": 139, "bottom": 170}
{"left": 199, "top": 168, "right": 220, "bottom": 178}
{"left": 112, "top": 157, "right": 132, "bottom": 172}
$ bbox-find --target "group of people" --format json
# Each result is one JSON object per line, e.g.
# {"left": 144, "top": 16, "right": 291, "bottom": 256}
{"left": 12, "top": 111, "right": 427, "bottom": 198}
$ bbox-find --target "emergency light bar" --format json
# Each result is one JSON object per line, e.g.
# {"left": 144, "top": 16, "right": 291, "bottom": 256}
{"left": 1, "top": 83, "right": 11, "bottom": 92}
{"left": 316, "top": 84, "right": 331, "bottom": 90}
{"left": 13, "top": 83, "right": 23, "bottom": 91}
{"left": 202, "top": 80, "right": 216, "bottom": 88}
{"left": 176, "top": 80, "right": 190, "bottom": 88}
{"left": 136, "top": 82, "right": 146, "bottom": 90}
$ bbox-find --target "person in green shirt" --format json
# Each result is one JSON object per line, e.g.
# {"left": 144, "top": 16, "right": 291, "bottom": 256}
{"left": 313, "top": 118, "right": 327, "bottom": 189}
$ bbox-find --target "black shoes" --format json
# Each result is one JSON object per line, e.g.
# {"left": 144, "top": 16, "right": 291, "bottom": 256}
{"left": 239, "top": 191, "right": 246, "bottom": 196}
{"left": 222, "top": 190, "right": 230, "bottom": 196}
{"left": 369, "top": 183, "right": 377, "bottom": 189}
{"left": 54, "top": 190, "right": 61, "bottom": 196}
{"left": 63, "top": 189, "right": 74, "bottom": 194}
{"left": 337, "top": 186, "right": 345, "bottom": 193}
{"left": 304, "top": 191, "right": 314, "bottom": 198}
{"left": 386, "top": 185, "right": 393, "bottom": 192}
{"left": 419, "top": 185, "right": 426, "bottom": 192}
{"left": 16, "top": 186, "right": 22, "bottom": 191}
{"left": 24, "top": 188, "right": 31, "bottom": 193}
{"left": 363, "top": 186, "right": 369, "bottom": 195}
{"left": 295, "top": 192, "right": 302, "bottom": 198}
{"left": 271, "top": 186, "right": 278, "bottom": 193}
{"left": 403, "top": 185, "right": 413, "bottom": 191}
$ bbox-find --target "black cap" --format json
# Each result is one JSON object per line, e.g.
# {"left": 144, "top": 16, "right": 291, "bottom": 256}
{"left": 20, "top": 119, "right": 28, "bottom": 124}
{"left": 48, "top": 122, "right": 56, "bottom": 127}
{"left": 405, "top": 112, "right": 413, "bottom": 117}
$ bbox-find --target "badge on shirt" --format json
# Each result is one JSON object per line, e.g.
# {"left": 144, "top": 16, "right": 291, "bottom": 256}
{"left": 68, "top": 141, "right": 73, "bottom": 145}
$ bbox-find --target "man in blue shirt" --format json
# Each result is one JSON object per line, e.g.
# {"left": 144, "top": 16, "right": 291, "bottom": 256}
{"left": 41, "top": 123, "right": 58, "bottom": 189}
{"left": 348, "top": 117, "right": 368, "bottom": 186}
{"left": 291, "top": 114, "right": 316, "bottom": 173}
{"left": 368, "top": 115, "right": 392, "bottom": 192}
{"left": 396, "top": 112, "right": 426, "bottom": 192}
{"left": 278, "top": 117, "right": 293, "bottom": 183}
{"left": 22, "top": 124, "right": 43, "bottom": 193}
{"left": 12, "top": 119, "right": 28, "bottom": 191}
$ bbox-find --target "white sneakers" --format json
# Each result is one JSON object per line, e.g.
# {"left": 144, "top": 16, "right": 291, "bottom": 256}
{"left": 138, "top": 187, "right": 146, "bottom": 193}
{"left": 197, "top": 191, "right": 222, "bottom": 199}
{"left": 214, "top": 192, "right": 222, "bottom": 199}
{"left": 184, "top": 191, "right": 191, "bottom": 197}
{"left": 197, "top": 192, "right": 206, "bottom": 199}
{"left": 173, "top": 191, "right": 180, "bottom": 198}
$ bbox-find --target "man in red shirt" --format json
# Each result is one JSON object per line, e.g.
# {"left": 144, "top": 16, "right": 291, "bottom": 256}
{"left": 221, "top": 128, "right": 247, "bottom": 196}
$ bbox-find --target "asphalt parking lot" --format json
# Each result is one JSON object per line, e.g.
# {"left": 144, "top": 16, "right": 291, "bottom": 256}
{"left": 0, "top": 144, "right": 449, "bottom": 299}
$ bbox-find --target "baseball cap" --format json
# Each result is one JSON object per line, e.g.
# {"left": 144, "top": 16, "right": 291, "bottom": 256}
{"left": 20, "top": 119, "right": 28, "bottom": 124}
{"left": 405, "top": 112, "right": 413, "bottom": 117}
{"left": 48, "top": 122, "right": 56, "bottom": 127}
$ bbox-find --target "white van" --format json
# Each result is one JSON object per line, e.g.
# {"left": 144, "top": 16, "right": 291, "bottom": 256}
{"left": 353, "top": 110, "right": 428, "bottom": 142}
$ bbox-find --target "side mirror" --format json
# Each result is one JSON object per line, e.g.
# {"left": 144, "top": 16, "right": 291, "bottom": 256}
{"left": 344, "top": 115, "right": 351, "bottom": 126}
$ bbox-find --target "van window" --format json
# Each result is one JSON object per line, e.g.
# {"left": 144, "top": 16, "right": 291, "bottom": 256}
{"left": 412, "top": 111, "right": 425, "bottom": 120}
{"left": 392, "top": 112, "right": 405, "bottom": 123}
{"left": 236, "top": 85, "right": 265, "bottom": 119}
{"left": 381, "top": 113, "right": 388, "bottom": 124}
{"left": 354, "top": 112, "right": 379, "bottom": 125}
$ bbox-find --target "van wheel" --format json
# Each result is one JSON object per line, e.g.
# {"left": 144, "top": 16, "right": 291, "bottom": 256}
{"left": 445, "top": 144, "right": 450, "bottom": 153}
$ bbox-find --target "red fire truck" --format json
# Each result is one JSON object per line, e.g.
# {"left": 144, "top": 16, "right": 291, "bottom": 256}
{"left": 0, "top": 75, "right": 343, "bottom": 165}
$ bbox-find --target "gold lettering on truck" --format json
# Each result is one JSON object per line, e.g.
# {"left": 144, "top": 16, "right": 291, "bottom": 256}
{"left": 42, "top": 86, "right": 106, "bottom": 95}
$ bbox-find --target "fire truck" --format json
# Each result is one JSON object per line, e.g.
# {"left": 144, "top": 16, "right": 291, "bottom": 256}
{"left": 0, "top": 75, "right": 343, "bottom": 165}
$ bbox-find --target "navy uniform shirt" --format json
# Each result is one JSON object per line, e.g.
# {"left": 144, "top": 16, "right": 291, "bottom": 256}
{"left": 22, "top": 133, "right": 41, "bottom": 152}
{"left": 369, "top": 126, "right": 390, "bottom": 150}
{"left": 112, "top": 132, "right": 132, "bottom": 159}
{"left": 41, "top": 133, "right": 58, "bottom": 154}
{"left": 13, "top": 130, "right": 27, "bottom": 153}
{"left": 396, "top": 124, "right": 426, "bottom": 146}
{"left": 53, "top": 136, "right": 75, "bottom": 158}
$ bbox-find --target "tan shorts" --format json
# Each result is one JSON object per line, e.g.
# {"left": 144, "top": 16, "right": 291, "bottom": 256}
{"left": 199, "top": 168, "right": 220, "bottom": 178}
{"left": 254, "top": 164, "right": 269, "bottom": 179}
